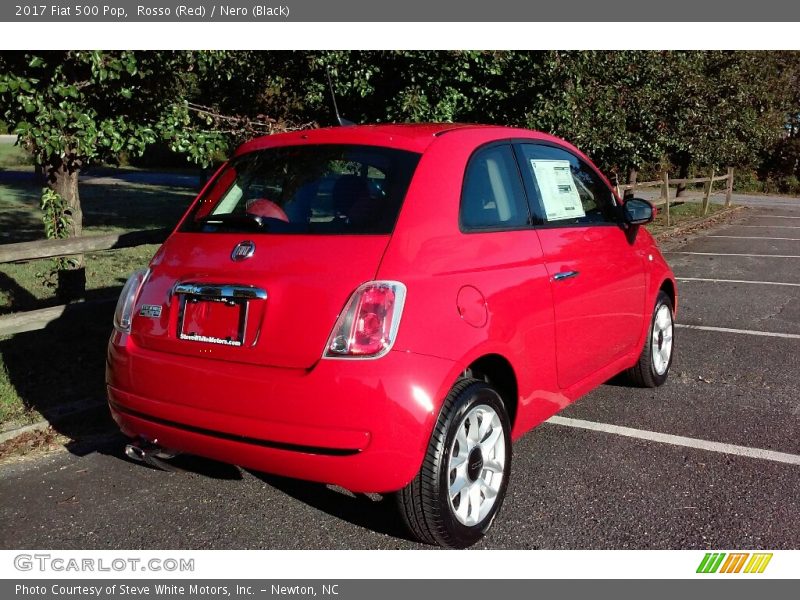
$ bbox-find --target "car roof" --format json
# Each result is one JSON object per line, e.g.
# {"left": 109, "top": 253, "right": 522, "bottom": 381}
{"left": 234, "top": 123, "right": 563, "bottom": 155}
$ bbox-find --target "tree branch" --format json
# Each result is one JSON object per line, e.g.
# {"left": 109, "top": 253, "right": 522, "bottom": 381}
{"left": 186, "top": 102, "right": 315, "bottom": 136}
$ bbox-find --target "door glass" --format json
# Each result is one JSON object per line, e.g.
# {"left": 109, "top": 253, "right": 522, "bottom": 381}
{"left": 460, "top": 145, "right": 529, "bottom": 230}
{"left": 517, "top": 144, "right": 618, "bottom": 226}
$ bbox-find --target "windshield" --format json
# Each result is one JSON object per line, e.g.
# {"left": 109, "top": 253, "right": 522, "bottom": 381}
{"left": 181, "top": 144, "right": 421, "bottom": 235}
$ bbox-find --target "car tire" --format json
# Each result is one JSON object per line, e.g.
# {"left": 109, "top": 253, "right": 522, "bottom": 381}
{"left": 627, "top": 290, "right": 675, "bottom": 388}
{"left": 397, "top": 378, "right": 512, "bottom": 548}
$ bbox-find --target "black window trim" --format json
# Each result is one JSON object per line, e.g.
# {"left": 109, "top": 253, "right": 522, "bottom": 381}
{"left": 511, "top": 139, "right": 623, "bottom": 230}
{"left": 458, "top": 140, "right": 534, "bottom": 234}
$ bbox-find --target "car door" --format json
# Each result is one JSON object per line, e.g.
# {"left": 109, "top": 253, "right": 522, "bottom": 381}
{"left": 514, "top": 142, "right": 647, "bottom": 390}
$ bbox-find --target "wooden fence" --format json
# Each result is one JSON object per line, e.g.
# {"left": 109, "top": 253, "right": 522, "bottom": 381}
{"left": 0, "top": 228, "right": 168, "bottom": 336}
{"left": 616, "top": 167, "right": 734, "bottom": 226}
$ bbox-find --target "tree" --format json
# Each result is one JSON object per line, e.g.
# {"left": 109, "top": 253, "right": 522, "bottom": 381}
{"left": 0, "top": 51, "right": 230, "bottom": 298}
{"left": 655, "top": 52, "right": 797, "bottom": 194}
{"left": 237, "top": 51, "right": 676, "bottom": 182}
{"left": 515, "top": 51, "right": 669, "bottom": 183}
{"left": 3, "top": 50, "right": 798, "bottom": 297}
{"left": 214, "top": 50, "right": 529, "bottom": 128}
{"left": 278, "top": 51, "right": 798, "bottom": 187}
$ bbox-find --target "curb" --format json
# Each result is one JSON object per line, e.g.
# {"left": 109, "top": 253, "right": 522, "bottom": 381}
{"left": 0, "top": 420, "right": 52, "bottom": 445}
{"left": 0, "top": 399, "right": 107, "bottom": 446}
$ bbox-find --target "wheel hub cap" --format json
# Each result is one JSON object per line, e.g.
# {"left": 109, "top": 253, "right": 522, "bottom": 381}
{"left": 447, "top": 403, "right": 506, "bottom": 527}
{"left": 651, "top": 304, "right": 674, "bottom": 376}
{"left": 467, "top": 447, "right": 484, "bottom": 481}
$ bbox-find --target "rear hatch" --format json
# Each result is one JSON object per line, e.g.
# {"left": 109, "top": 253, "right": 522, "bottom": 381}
{"left": 132, "top": 233, "right": 390, "bottom": 369}
{"left": 129, "top": 143, "right": 420, "bottom": 370}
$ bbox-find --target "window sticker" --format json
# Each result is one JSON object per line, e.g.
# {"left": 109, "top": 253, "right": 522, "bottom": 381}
{"left": 530, "top": 159, "right": 585, "bottom": 221}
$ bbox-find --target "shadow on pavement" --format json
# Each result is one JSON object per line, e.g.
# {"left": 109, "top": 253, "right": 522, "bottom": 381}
{"left": 1, "top": 288, "right": 122, "bottom": 450}
{"left": 249, "top": 470, "right": 416, "bottom": 542}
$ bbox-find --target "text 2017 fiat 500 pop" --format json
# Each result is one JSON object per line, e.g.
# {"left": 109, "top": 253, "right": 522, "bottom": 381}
{"left": 108, "top": 123, "right": 676, "bottom": 548}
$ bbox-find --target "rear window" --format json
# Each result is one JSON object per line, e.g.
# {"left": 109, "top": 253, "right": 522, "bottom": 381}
{"left": 181, "top": 144, "right": 420, "bottom": 235}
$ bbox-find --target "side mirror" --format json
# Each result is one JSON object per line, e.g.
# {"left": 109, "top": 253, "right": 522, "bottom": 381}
{"left": 623, "top": 198, "right": 655, "bottom": 225}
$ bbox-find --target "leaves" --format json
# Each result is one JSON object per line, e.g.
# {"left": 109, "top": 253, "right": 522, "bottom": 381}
{"left": 236, "top": 50, "right": 798, "bottom": 177}
{"left": 1, "top": 50, "right": 797, "bottom": 191}
{"left": 40, "top": 188, "right": 71, "bottom": 241}
{"left": 0, "top": 51, "right": 236, "bottom": 170}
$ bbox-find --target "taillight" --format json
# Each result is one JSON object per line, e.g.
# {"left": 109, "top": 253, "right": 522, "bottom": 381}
{"left": 324, "top": 281, "right": 407, "bottom": 359}
{"left": 113, "top": 269, "right": 149, "bottom": 333}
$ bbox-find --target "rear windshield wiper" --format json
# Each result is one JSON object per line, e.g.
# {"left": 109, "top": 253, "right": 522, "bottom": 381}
{"left": 197, "top": 214, "right": 268, "bottom": 232}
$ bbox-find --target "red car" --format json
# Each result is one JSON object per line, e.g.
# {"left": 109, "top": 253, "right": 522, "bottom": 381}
{"left": 108, "top": 123, "right": 676, "bottom": 547}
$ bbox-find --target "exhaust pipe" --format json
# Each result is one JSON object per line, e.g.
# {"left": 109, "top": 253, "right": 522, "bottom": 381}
{"left": 124, "top": 443, "right": 147, "bottom": 462}
{"left": 124, "top": 438, "right": 182, "bottom": 471}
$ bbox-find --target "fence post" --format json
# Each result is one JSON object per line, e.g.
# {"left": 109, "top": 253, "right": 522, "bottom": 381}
{"left": 726, "top": 166, "right": 734, "bottom": 207}
{"left": 627, "top": 169, "right": 638, "bottom": 200}
{"left": 703, "top": 168, "right": 715, "bottom": 216}
{"left": 662, "top": 171, "right": 670, "bottom": 227}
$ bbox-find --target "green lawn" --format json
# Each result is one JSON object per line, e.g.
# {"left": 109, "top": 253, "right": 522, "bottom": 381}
{"left": 0, "top": 143, "right": 33, "bottom": 168}
{"left": 0, "top": 357, "right": 26, "bottom": 425}
{"left": 0, "top": 177, "right": 195, "bottom": 312}
{"left": 647, "top": 200, "right": 725, "bottom": 236}
{"left": 0, "top": 173, "right": 196, "bottom": 430}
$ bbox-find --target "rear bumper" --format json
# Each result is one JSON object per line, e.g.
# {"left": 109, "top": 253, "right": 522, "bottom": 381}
{"left": 107, "top": 333, "right": 456, "bottom": 492}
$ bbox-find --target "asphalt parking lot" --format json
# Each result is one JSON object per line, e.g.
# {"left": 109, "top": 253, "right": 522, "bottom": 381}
{"left": 1, "top": 199, "right": 798, "bottom": 550}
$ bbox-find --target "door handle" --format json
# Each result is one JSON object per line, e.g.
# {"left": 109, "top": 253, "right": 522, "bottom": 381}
{"left": 552, "top": 270, "right": 580, "bottom": 281}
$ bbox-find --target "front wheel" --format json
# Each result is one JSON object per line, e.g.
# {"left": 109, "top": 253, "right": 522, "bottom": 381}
{"left": 397, "top": 379, "right": 512, "bottom": 548}
{"left": 627, "top": 290, "right": 675, "bottom": 387}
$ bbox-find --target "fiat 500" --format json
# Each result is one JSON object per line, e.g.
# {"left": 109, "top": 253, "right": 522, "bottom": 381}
{"left": 108, "top": 123, "right": 676, "bottom": 547}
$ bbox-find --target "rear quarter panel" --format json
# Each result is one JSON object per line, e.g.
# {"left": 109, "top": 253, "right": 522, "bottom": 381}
{"left": 378, "top": 129, "right": 571, "bottom": 438}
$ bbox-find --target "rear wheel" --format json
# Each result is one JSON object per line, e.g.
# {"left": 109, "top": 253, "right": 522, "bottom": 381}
{"left": 397, "top": 379, "right": 511, "bottom": 548}
{"left": 627, "top": 290, "right": 674, "bottom": 387}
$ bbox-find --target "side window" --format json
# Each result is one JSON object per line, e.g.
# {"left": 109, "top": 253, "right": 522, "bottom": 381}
{"left": 460, "top": 144, "right": 529, "bottom": 231}
{"left": 517, "top": 144, "right": 618, "bottom": 226}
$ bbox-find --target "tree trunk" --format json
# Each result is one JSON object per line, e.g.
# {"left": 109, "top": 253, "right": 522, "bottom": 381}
{"left": 624, "top": 167, "right": 638, "bottom": 200}
{"left": 46, "top": 158, "right": 85, "bottom": 301}
{"left": 674, "top": 155, "right": 690, "bottom": 199}
{"left": 34, "top": 163, "right": 46, "bottom": 184}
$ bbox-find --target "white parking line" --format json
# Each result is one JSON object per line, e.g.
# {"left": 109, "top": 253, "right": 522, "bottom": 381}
{"left": 676, "top": 323, "right": 800, "bottom": 339}
{"left": 734, "top": 225, "right": 800, "bottom": 229}
{"left": 545, "top": 416, "right": 800, "bottom": 466}
{"left": 750, "top": 215, "right": 800, "bottom": 219}
{"left": 677, "top": 277, "right": 800, "bottom": 287}
{"left": 707, "top": 235, "right": 800, "bottom": 241}
{"left": 667, "top": 251, "right": 800, "bottom": 258}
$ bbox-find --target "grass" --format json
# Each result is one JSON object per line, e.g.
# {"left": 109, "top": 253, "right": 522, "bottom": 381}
{"left": 0, "top": 177, "right": 195, "bottom": 244}
{"left": 0, "top": 171, "right": 196, "bottom": 433}
{"left": 0, "top": 313, "right": 117, "bottom": 430}
{"left": 0, "top": 175, "right": 185, "bottom": 314}
{"left": 0, "top": 244, "right": 162, "bottom": 315}
{"left": 0, "top": 175, "right": 195, "bottom": 313}
{"left": 0, "top": 358, "right": 28, "bottom": 426}
{"left": 0, "top": 143, "right": 33, "bottom": 168}
{"left": 647, "top": 200, "right": 725, "bottom": 236}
